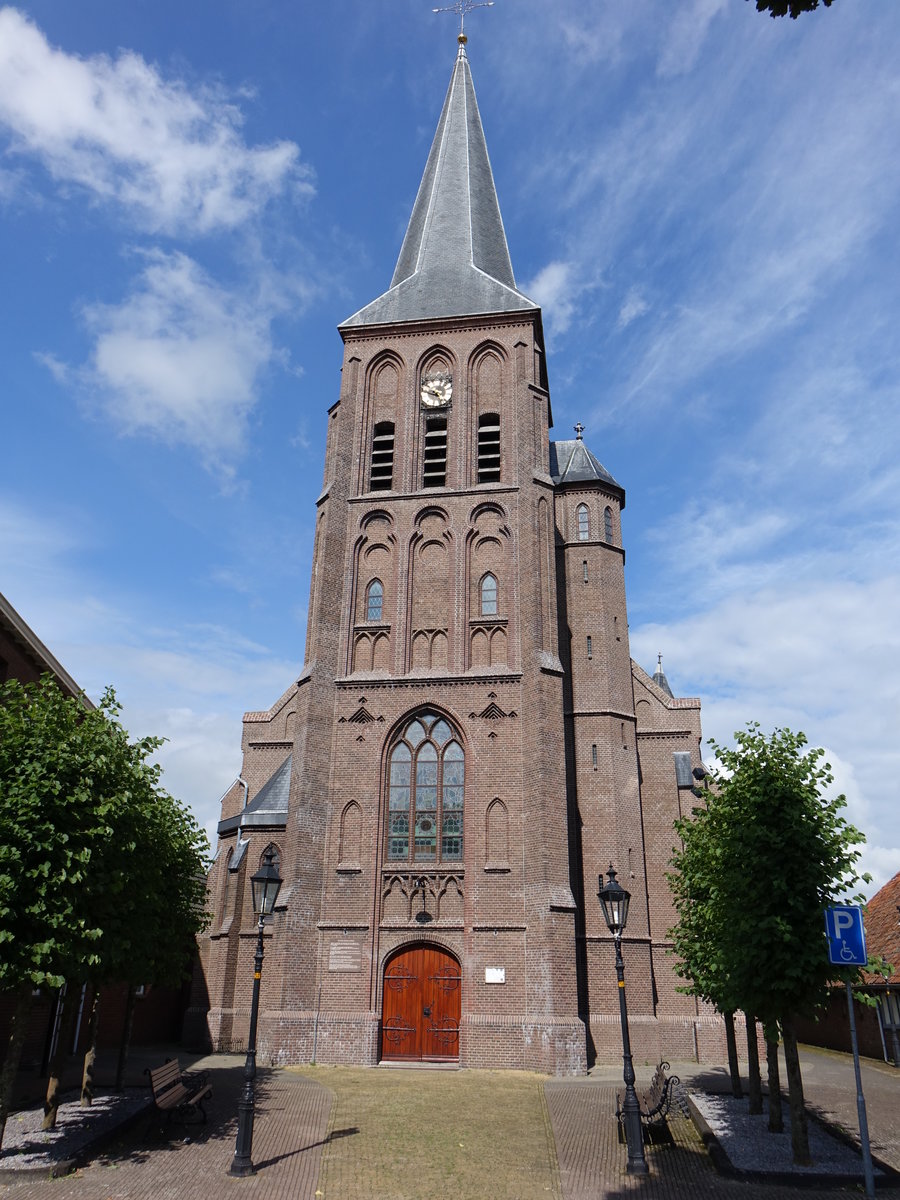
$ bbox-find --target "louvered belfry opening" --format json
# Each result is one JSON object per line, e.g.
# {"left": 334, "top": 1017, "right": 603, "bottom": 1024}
{"left": 370, "top": 421, "right": 395, "bottom": 490}
{"left": 477, "top": 413, "right": 501, "bottom": 483}
{"left": 423, "top": 416, "right": 448, "bottom": 487}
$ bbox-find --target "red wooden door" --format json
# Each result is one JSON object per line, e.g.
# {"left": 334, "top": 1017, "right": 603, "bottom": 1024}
{"left": 381, "top": 944, "right": 461, "bottom": 1062}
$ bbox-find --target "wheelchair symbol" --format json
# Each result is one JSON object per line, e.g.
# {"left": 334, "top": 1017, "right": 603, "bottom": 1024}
{"left": 840, "top": 941, "right": 855, "bottom": 962}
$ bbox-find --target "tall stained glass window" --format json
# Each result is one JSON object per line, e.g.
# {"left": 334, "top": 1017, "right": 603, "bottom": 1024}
{"left": 386, "top": 712, "right": 464, "bottom": 862}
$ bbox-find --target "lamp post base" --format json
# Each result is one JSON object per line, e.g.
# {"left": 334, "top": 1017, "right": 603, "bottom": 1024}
{"left": 228, "top": 1157, "right": 256, "bottom": 1178}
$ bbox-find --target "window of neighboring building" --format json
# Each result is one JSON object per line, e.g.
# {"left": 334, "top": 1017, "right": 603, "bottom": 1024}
{"left": 386, "top": 712, "right": 464, "bottom": 862}
{"left": 604, "top": 505, "right": 613, "bottom": 544}
{"left": 576, "top": 504, "right": 590, "bottom": 541}
{"left": 480, "top": 573, "right": 498, "bottom": 616}
{"left": 423, "top": 416, "right": 448, "bottom": 487}
{"left": 477, "top": 413, "right": 501, "bottom": 483}
{"left": 370, "top": 421, "right": 395, "bottom": 490}
{"left": 367, "top": 580, "right": 384, "bottom": 622}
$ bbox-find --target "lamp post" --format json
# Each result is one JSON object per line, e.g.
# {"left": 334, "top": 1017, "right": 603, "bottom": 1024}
{"left": 228, "top": 848, "right": 283, "bottom": 1177}
{"left": 598, "top": 864, "right": 649, "bottom": 1176}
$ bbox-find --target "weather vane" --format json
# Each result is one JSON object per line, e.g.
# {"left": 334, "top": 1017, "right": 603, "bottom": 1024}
{"left": 432, "top": 0, "right": 495, "bottom": 39}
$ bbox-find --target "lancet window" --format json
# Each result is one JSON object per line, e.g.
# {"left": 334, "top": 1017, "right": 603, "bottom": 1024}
{"left": 386, "top": 712, "right": 464, "bottom": 863}
{"left": 480, "top": 573, "right": 498, "bottom": 616}
{"left": 604, "top": 505, "right": 613, "bottom": 544}
{"left": 370, "top": 421, "right": 395, "bottom": 491}
{"left": 576, "top": 504, "right": 590, "bottom": 541}
{"left": 366, "top": 580, "right": 384, "bottom": 622}
{"left": 477, "top": 413, "right": 501, "bottom": 483}
{"left": 423, "top": 416, "right": 448, "bottom": 488}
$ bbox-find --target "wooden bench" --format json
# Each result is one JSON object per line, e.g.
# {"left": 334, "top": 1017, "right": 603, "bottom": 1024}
{"left": 616, "top": 1061, "right": 682, "bottom": 1144}
{"left": 145, "top": 1058, "right": 212, "bottom": 1130}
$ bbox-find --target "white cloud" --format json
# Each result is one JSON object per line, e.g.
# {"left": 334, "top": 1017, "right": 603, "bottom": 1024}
{"left": 52, "top": 250, "right": 281, "bottom": 470}
{"left": 0, "top": 7, "right": 311, "bottom": 235}
{"left": 521, "top": 259, "right": 582, "bottom": 339}
{"left": 631, "top": 575, "right": 900, "bottom": 895}
{"left": 656, "top": 0, "right": 729, "bottom": 79}
{"left": 616, "top": 287, "right": 649, "bottom": 330}
{"left": 0, "top": 495, "right": 299, "bottom": 833}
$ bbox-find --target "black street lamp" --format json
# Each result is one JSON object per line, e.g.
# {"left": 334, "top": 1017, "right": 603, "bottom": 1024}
{"left": 228, "top": 848, "right": 283, "bottom": 1177}
{"left": 598, "top": 864, "right": 649, "bottom": 1176}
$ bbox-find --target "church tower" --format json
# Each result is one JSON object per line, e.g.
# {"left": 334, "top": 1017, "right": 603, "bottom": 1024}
{"left": 199, "top": 35, "right": 713, "bottom": 1073}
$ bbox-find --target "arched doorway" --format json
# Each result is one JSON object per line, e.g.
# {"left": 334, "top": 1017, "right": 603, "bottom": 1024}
{"left": 381, "top": 944, "right": 461, "bottom": 1062}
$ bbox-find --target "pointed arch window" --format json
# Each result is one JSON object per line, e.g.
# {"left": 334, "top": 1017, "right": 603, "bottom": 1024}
{"left": 386, "top": 712, "right": 464, "bottom": 862}
{"left": 366, "top": 579, "right": 384, "bottom": 622}
{"left": 370, "top": 421, "right": 395, "bottom": 491}
{"left": 604, "top": 505, "right": 613, "bottom": 544}
{"left": 576, "top": 504, "right": 590, "bottom": 541}
{"left": 477, "top": 413, "right": 501, "bottom": 483}
{"left": 480, "top": 573, "right": 498, "bottom": 617}
{"left": 423, "top": 416, "right": 448, "bottom": 488}
{"left": 260, "top": 843, "right": 281, "bottom": 874}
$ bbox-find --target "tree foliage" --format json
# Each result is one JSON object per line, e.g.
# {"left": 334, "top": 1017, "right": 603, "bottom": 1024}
{"left": 670, "top": 723, "right": 866, "bottom": 1024}
{"left": 668, "top": 723, "right": 867, "bottom": 1162}
{"left": 0, "top": 675, "right": 210, "bottom": 993}
{"left": 749, "top": 0, "right": 834, "bottom": 17}
{"left": 0, "top": 675, "right": 210, "bottom": 1142}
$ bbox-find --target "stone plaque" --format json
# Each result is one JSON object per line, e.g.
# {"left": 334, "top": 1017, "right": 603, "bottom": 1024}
{"left": 328, "top": 940, "right": 361, "bottom": 972}
{"left": 485, "top": 966, "right": 505, "bottom": 984}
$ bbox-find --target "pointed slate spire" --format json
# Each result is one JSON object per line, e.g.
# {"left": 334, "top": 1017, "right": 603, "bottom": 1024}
{"left": 653, "top": 654, "right": 674, "bottom": 699}
{"left": 342, "top": 40, "right": 536, "bottom": 328}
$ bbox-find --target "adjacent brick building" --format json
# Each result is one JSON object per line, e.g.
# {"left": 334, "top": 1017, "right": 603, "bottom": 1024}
{"left": 199, "top": 36, "right": 716, "bottom": 1073}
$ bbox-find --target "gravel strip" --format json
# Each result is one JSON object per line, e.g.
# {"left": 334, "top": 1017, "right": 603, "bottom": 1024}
{"left": 690, "top": 1090, "right": 879, "bottom": 1177}
{"left": 0, "top": 1089, "right": 149, "bottom": 1174}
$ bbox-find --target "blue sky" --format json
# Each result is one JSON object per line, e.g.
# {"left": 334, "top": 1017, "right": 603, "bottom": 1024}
{"left": 2, "top": 1, "right": 898, "bottom": 894}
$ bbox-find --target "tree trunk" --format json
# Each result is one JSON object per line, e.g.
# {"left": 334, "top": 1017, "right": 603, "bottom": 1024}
{"left": 42, "top": 985, "right": 79, "bottom": 1130}
{"left": 780, "top": 1015, "right": 810, "bottom": 1165}
{"left": 745, "top": 1012, "right": 763, "bottom": 1115}
{"left": 114, "top": 985, "right": 137, "bottom": 1093}
{"left": 80, "top": 989, "right": 102, "bottom": 1107}
{"left": 764, "top": 1024, "right": 783, "bottom": 1133}
{"left": 0, "top": 988, "right": 33, "bottom": 1151}
{"left": 724, "top": 1011, "right": 743, "bottom": 1098}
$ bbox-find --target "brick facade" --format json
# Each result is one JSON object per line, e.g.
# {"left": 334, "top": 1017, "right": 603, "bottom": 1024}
{"left": 198, "top": 43, "right": 710, "bottom": 1075}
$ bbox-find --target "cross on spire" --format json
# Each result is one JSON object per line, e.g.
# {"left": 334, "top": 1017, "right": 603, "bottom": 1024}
{"left": 432, "top": 0, "right": 495, "bottom": 39}
{"left": 574, "top": 422, "right": 585, "bottom": 441}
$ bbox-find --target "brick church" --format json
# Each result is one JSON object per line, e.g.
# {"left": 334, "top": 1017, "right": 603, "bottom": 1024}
{"left": 199, "top": 35, "right": 717, "bottom": 1073}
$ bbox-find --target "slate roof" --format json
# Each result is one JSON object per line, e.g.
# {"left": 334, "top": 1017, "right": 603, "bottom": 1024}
{"left": 653, "top": 656, "right": 674, "bottom": 699}
{"left": 237, "top": 754, "right": 291, "bottom": 830}
{"left": 549, "top": 440, "right": 623, "bottom": 494}
{"left": 341, "top": 41, "right": 536, "bottom": 328}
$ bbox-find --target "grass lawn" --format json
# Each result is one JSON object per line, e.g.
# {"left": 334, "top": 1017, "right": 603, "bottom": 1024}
{"left": 294, "top": 1065, "right": 562, "bottom": 1200}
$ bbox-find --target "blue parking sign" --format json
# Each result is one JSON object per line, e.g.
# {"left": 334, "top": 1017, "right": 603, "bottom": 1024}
{"left": 825, "top": 905, "right": 867, "bottom": 966}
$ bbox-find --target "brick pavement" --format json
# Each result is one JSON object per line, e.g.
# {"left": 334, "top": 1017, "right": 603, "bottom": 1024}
{"left": 0, "top": 1063, "right": 332, "bottom": 1200}
{"left": 0, "top": 1048, "right": 896, "bottom": 1199}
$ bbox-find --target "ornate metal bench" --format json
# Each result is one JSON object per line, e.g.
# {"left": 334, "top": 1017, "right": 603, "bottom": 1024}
{"left": 616, "top": 1061, "right": 682, "bottom": 1143}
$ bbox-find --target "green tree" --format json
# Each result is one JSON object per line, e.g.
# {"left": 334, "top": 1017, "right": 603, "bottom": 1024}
{"left": 750, "top": 0, "right": 834, "bottom": 16}
{"left": 669, "top": 724, "right": 867, "bottom": 1165}
{"left": 0, "top": 676, "right": 209, "bottom": 1145}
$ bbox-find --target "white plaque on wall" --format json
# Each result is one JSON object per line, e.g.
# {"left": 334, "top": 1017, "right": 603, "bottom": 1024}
{"left": 328, "top": 941, "right": 361, "bottom": 972}
{"left": 485, "top": 967, "right": 505, "bottom": 984}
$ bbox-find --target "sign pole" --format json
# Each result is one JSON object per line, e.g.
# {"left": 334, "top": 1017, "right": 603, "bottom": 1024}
{"left": 844, "top": 980, "right": 875, "bottom": 1198}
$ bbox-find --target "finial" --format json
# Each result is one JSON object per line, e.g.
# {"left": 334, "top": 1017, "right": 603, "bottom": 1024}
{"left": 658, "top": 653, "right": 663, "bottom": 669}
{"left": 574, "top": 421, "right": 584, "bottom": 441}
{"left": 433, "top": 1, "right": 495, "bottom": 40}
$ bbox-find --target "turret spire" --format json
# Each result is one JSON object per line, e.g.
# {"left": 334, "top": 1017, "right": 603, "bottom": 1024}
{"left": 652, "top": 654, "right": 674, "bottom": 699}
{"left": 341, "top": 40, "right": 535, "bottom": 328}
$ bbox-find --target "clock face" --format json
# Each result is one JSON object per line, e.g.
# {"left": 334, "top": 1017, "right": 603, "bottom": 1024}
{"left": 420, "top": 371, "right": 452, "bottom": 409}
